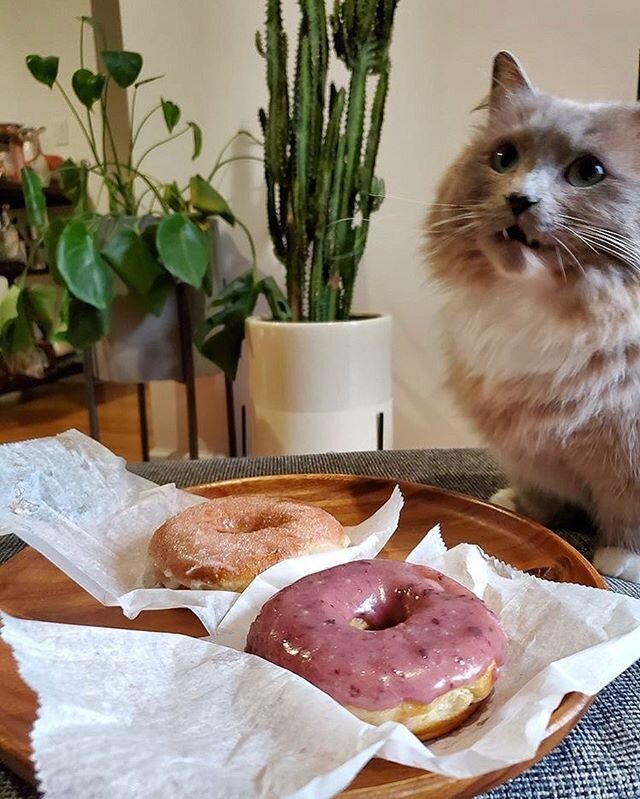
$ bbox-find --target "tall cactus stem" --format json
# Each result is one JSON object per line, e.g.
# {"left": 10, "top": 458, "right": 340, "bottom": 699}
{"left": 259, "top": 0, "right": 398, "bottom": 322}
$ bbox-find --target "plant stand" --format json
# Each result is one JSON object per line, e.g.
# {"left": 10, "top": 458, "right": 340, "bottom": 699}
{"left": 83, "top": 285, "right": 200, "bottom": 461}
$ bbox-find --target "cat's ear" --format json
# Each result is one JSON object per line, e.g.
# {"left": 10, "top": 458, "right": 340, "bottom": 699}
{"left": 490, "top": 51, "right": 533, "bottom": 109}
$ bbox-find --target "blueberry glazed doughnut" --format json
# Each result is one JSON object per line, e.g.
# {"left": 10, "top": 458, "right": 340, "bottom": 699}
{"left": 246, "top": 559, "right": 507, "bottom": 738}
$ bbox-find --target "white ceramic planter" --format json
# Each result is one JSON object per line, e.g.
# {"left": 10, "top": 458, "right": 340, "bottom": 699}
{"left": 246, "top": 315, "right": 393, "bottom": 455}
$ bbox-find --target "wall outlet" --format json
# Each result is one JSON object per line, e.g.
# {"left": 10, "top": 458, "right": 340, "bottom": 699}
{"left": 53, "top": 118, "right": 69, "bottom": 147}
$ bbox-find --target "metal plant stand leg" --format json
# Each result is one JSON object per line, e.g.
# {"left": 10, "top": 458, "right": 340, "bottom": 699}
{"left": 83, "top": 347, "right": 100, "bottom": 441}
{"left": 175, "top": 284, "right": 199, "bottom": 460}
{"left": 225, "top": 376, "right": 237, "bottom": 457}
{"left": 137, "top": 383, "right": 150, "bottom": 461}
{"left": 377, "top": 412, "right": 384, "bottom": 451}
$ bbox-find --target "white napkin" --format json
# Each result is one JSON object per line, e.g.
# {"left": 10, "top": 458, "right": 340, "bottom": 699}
{"left": 0, "top": 430, "right": 404, "bottom": 632}
{"left": 3, "top": 528, "right": 640, "bottom": 799}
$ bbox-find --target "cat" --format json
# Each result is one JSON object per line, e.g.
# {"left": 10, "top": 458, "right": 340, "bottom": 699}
{"left": 426, "top": 50, "right": 640, "bottom": 582}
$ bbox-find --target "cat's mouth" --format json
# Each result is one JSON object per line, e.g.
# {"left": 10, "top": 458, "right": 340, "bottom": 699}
{"left": 495, "top": 224, "right": 542, "bottom": 250}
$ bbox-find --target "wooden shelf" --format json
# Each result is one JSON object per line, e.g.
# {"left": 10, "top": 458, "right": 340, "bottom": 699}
{"left": 0, "top": 180, "right": 71, "bottom": 209}
{"left": 0, "top": 353, "right": 82, "bottom": 396}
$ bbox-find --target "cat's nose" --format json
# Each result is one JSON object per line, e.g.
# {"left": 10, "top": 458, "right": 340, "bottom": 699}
{"left": 506, "top": 193, "right": 539, "bottom": 216}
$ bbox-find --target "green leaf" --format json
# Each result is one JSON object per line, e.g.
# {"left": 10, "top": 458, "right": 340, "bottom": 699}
{"left": 72, "top": 68, "right": 105, "bottom": 109}
{"left": 134, "top": 74, "right": 164, "bottom": 88}
{"left": 188, "top": 121, "right": 202, "bottom": 160}
{"left": 156, "top": 213, "right": 209, "bottom": 289}
{"left": 63, "top": 295, "right": 108, "bottom": 349}
{"left": 162, "top": 181, "right": 187, "bottom": 213}
{"left": 1, "top": 292, "right": 34, "bottom": 354}
{"left": 199, "top": 323, "right": 245, "bottom": 380}
{"left": 57, "top": 221, "right": 112, "bottom": 309}
{"left": 144, "top": 274, "right": 174, "bottom": 316}
{"left": 161, "top": 98, "right": 181, "bottom": 133}
{"left": 78, "top": 16, "right": 105, "bottom": 40}
{"left": 140, "top": 220, "right": 160, "bottom": 255}
{"left": 197, "top": 273, "right": 259, "bottom": 379}
{"left": 101, "top": 225, "right": 164, "bottom": 297}
{"left": 23, "top": 285, "right": 62, "bottom": 338}
{"left": 189, "top": 175, "right": 235, "bottom": 225}
{"left": 0, "top": 285, "right": 20, "bottom": 334}
{"left": 25, "top": 54, "right": 59, "bottom": 88}
{"left": 44, "top": 218, "right": 65, "bottom": 284}
{"left": 201, "top": 224, "right": 215, "bottom": 296}
{"left": 55, "top": 159, "right": 90, "bottom": 211}
{"left": 102, "top": 50, "right": 142, "bottom": 88}
{"left": 20, "top": 167, "right": 47, "bottom": 228}
{"left": 5, "top": 303, "right": 34, "bottom": 354}
{"left": 260, "top": 276, "right": 291, "bottom": 321}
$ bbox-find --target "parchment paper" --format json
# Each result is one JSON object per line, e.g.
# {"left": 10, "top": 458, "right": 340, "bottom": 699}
{"left": 0, "top": 430, "right": 403, "bottom": 632}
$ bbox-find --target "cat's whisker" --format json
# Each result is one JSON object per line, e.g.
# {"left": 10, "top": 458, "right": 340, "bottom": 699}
{"left": 557, "top": 224, "right": 600, "bottom": 256}
{"left": 428, "top": 201, "right": 487, "bottom": 208}
{"left": 554, "top": 245, "right": 568, "bottom": 284}
{"left": 369, "top": 193, "right": 486, "bottom": 209}
{"left": 553, "top": 236, "right": 587, "bottom": 278}
{"left": 556, "top": 216, "right": 640, "bottom": 271}
{"left": 571, "top": 228, "right": 640, "bottom": 265}
{"left": 574, "top": 235, "right": 640, "bottom": 272}
{"left": 569, "top": 222, "right": 637, "bottom": 245}
{"left": 369, "top": 192, "right": 431, "bottom": 207}
{"left": 425, "top": 224, "right": 480, "bottom": 236}
{"left": 426, "top": 213, "right": 480, "bottom": 230}
{"left": 574, "top": 229, "right": 640, "bottom": 260}
{"left": 561, "top": 215, "right": 639, "bottom": 249}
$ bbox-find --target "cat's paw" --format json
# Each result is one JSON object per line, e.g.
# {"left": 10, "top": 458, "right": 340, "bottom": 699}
{"left": 593, "top": 547, "right": 640, "bottom": 583}
{"left": 490, "top": 487, "right": 519, "bottom": 512}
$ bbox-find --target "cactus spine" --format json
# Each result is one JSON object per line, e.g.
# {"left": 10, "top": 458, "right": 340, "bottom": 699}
{"left": 258, "top": 0, "right": 398, "bottom": 321}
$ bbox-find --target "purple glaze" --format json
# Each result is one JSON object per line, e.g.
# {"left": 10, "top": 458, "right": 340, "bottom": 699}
{"left": 245, "top": 559, "right": 506, "bottom": 711}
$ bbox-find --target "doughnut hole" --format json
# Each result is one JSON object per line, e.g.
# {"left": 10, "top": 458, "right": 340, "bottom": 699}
{"left": 350, "top": 586, "right": 419, "bottom": 631}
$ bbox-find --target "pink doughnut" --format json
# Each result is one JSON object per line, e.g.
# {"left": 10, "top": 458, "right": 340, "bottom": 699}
{"left": 246, "top": 559, "right": 507, "bottom": 739}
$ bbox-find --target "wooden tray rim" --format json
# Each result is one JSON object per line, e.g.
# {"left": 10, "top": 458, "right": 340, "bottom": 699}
{"left": 186, "top": 473, "right": 605, "bottom": 591}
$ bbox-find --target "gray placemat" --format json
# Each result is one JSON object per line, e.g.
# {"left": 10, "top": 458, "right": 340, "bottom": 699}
{"left": 1, "top": 449, "right": 638, "bottom": 799}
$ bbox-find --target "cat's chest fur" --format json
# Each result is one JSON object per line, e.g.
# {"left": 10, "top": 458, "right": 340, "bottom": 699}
{"left": 442, "top": 280, "right": 640, "bottom": 452}
{"left": 445, "top": 282, "right": 583, "bottom": 382}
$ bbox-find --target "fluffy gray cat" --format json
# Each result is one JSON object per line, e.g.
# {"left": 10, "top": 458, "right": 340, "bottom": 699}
{"left": 427, "top": 51, "right": 640, "bottom": 582}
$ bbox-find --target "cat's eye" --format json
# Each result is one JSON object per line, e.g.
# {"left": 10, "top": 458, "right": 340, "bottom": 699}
{"left": 565, "top": 155, "right": 606, "bottom": 187}
{"left": 490, "top": 142, "right": 519, "bottom": 173}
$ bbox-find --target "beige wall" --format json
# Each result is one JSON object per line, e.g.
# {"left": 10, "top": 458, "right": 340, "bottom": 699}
{"left": 1, "top": 0, "right": 96, "bottom": 160}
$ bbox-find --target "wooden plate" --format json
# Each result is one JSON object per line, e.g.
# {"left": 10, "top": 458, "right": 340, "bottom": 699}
{"left": 0, "top": 474, "right": 604, "bottom": 798}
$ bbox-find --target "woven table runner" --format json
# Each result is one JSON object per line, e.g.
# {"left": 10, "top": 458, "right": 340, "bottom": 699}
{"left": 1, "top": 449, "right": 638, "bottom": 799}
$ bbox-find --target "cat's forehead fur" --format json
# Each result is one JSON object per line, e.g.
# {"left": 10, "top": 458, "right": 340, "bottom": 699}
{"left": 486, "top": 91, "right": 640, "bottom": 170}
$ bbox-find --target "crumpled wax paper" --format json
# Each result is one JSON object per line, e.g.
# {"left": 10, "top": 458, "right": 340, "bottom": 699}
{"left": 3, "top": 528, "right": 640, "bottom": 799}
{"left": 0, "top": 430, "right": 403, "bottom": 631}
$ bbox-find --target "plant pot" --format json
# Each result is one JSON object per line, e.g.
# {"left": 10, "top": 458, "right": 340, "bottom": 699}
{"left": 94, "top": 216, "right": 218, "bottom": 384}
{"left": 94, "top": 287, "right": 212, "bottom": 383}
{"left": 245, "top": 314, "right": 393, "bottom": 455}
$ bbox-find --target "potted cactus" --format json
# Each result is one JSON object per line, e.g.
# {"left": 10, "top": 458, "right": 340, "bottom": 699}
{"left": 200, "top": 0, "right": 399, "bottom": 455}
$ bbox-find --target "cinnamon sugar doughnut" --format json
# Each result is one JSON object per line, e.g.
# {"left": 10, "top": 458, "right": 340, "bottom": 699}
{"left": 246, "top": 559, "right": 507, "bottom": 739}
{"left": 148, "top": 495, "right": 348, "bottom": 591}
